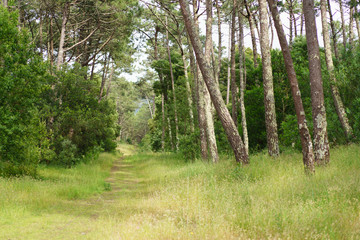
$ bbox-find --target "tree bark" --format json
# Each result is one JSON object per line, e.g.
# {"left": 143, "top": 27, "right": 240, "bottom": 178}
{"left": 339, "top": 0, "right": 347, "bottom": 49}
{"left": 165, "top": 16, "right": 179, "bottom": 151}
{"left": 303, "top": 0, "right": 330, "bottom": 165}
{"left": 226, "top": 22, "right": 231, "bottom": 105}
{"left": 180, "top": 0, "right": 248, "bottom": 164}
{"left": 259, "top": 0, "right": 279, "bottom": 157}
{"left": 244, "top": 0, "right": 259, "bottom": 68}
{"left": 238, "top": 5, "right": 249, "bottom": 156}
{"left": 56, "top": 2, "right": 69, "bottom": 70}
{"left": 105, "top": 65, "right": 115, "bottom": 98}
{"left": 320, "top": 0, "right": 353, "bottom": 141}
{"left": 327, "top": 0, "right": 339, "bottom": 60}
{"left": 349, "top": 6, "right": 354, "bottom": 49}
{"left": 205, "top": 0, "right": 219, "bottom": 163}
{"left": 231, "top": 1, "right": 238, "bottom": 126}
{"left": 216, "top": 0, "right": 222, "bottom": 84}
{"left": 268, "top": 0, "right": 315, "bottom": 172}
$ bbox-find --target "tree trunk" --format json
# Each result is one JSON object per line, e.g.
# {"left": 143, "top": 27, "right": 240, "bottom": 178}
{"left": 339, "top": 0, "right": 347, "bottom": 49}
{"left": 180, "top": 0, "right": 248, "bottom": 164}
{"left": 98, "top": 53, "right": 109, "bottom": 103}
{"left": 303, "top": 0, "right": 330, "bottom": 165}
{"left": 188, "top": 31, "right": 208, "bottom": 159}
{"left": 205, "top": 0, "right": 219, "bottom": 163}
{"left": 268, "top": 0, "right": 315, "bottom": 172}
{"left": 231, "top": 1, "right": 238, "bottom": 126}
{"left": 105, "top": 65, "right": 115, "bottom": 98}
{"left": 259, "top": 0, "right": 280, "bottom": 157}
{"left": 238, "top": 5, "right": 249, "bottom": 156}
{"left": 56, "top": 2, "right": 69, "bottom": 70}
{"left": 327, "top": 0, "right": 339, "bottom": 60}
{"left": 349, "top": 6, "right": 354, "bottom": 49}
{"left": 2, "top": 0, "right": 8, "bottom": 8}
{"left": 320, "top": 0, "right": 353, "bottom": 141}
{"left": 356, "top": 6, "right": 360, "bottom": 44}
{"left": 226, "top": 22, "right": 231, "bottom": 105}
{"left": 216, "top": 0, "right": 222, "bottom": 84}
{"left": 49, "top": 16, "right": 54, "bottom": 69}
{"left": 245, "top": 0, "right": 259, "bottom": 68}
{"left": 165, "top": 16, "right": 179, "bottom": 151}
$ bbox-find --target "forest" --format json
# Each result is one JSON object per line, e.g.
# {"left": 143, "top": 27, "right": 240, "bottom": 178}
{"left": 1, "top": 0, "right": 360, "bottom": 238}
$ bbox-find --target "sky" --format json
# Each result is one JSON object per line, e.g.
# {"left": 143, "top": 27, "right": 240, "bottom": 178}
{"left": 121, "top": 0, "right": 350, "bottom": 83}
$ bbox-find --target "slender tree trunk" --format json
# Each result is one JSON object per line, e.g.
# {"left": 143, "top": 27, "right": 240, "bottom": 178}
{"left": 327, "top": 0, "right": 339, "bottom": 60}
{"left": 269, "top": 7, "right": 274, "bottom": 49}
{"left": 161, "top": 94, "right": 165, "bottom": 151}
{"left": 300, "top": 13, "right": 304, "bottom": 36}
{"left": 105, "top": 65, "right": 115, "bottom": 98}
{"left": 320, "top": 0, "right": 353, "bottom": 140}
{"left": 244, "top": 0, "right": 259, "bottom": 68}
{"left": 339, "top": 0, "right": 347, "bottom": 49}
{"left": 259, "top": 0, "right": 280, "bottom": 157}
{"left": 205, "top": 0, "right": 219, "bottom": 163}
{"left": 49, "top": 16, "right": 54, "bottom": 69}
{"left": 238, "top": 6, "right": 249, "bottom": 156}
{"left": 180, "top": 0, "right": 249, "bottom": 164}
{"left": 216, "top": 0, "right": 222, "bottom": 84}
{"left": 303, "top": 0, "right": 330, "bottom": 165}
{"left": 39, "top": 9, "right": 43, "bottom": 56}
{"left": 289, "top": 4, "right": 294, "bottom": 44}
{"left": 181, "top": 45, "right": 195, "bottom": 132}
{"left": 165, "top": 16, "right": 179, "bottom": 151}
{"left": 98, "top": 54, "right": 109, "bottom": 103}
{"left": 2, "top": 0, "right": 8, "bottom": 8}
{"left": 268, "top": 0, "right": 315, "bottom": 172}
{"left": 230, "top": 1, "right": 238, "bottom": 126}
{"left": 356, "top": 6, "right": 360, "bottom": 43}
{"left": 226, "top": 23, "right": 231, "bottom": 105}
{"left": 188, "top": 32, "right": 208, "bottom": 159}
{"left": 167, "top": 116, "right": 174, "bottom": 151}
{"left": 349, "top": 6, "right": 354, "bottom": 49}
{"left": 56, "top": 2, "right": 69, "bottom": 70}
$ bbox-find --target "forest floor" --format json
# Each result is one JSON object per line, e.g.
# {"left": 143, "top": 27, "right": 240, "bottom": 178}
{"left": 1, "top": 144, "right": 360, "bottom": 239}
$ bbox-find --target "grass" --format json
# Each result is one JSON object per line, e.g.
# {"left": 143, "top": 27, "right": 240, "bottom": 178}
{"left": 1, "top": 144, "right": 360, "bottom": 239}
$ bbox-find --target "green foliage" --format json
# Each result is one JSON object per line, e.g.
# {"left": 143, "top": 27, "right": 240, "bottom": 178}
{"left": 0, "top": 7, "right": 47, "bottom": 177}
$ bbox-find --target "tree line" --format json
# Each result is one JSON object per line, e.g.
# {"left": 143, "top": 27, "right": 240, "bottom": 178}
{"left": 138, "top": 0, "right": 360, "bottom": 173}
{"left": 0, "top": 0, "right": 140, "bottom": 176}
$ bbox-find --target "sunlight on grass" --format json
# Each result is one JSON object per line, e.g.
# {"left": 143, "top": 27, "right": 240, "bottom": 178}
{"left": 1, "top": 145, "right": 360, "bottom": 239}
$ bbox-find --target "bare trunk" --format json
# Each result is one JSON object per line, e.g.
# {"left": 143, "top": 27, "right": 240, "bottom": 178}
{"left": 56, "top": 3, "right": 69, "bottom": 70}
{"left": 356, "top": 6, "right": 360, "bottom": 44}
{"left": 180, "top": 0, "right": 248, "bottom": 164}
{"left": 327, "top": 0, "right": 339, "bottom": 60}
{"left": 268, "top": 0, "right": 315, "bottom": 172}
{"left": 181, "top": 48, "right": 195, "bottom": 132}
{"left": 320, "top": 0, "right": 353, "bottom": 140}
{"left": 249, "top": 14, "right": 258, "bottom": 68}
{"left": 303, "top": 0, "right": 330, "bottom": 165}
{"left": 165, "top": 16, "right": 179, "bottom": 151}
{"left": 2, "top": 0, "right": 8, "bottom": 8}
{"left": 50, "top": 16, "right": 54, "bottom": 69}
{"left": 205, "top": 0, "right": 219, "bottom": 163}
{"left": 167, "top": 116, "right": 174, "bottom": 151}
{"left": 161, "top": 94, "right": 165, "bottom": 151}
{"left": 259, "top": 0, "right": 280, "bottom": 156}
{"left": 339, "top": 0, "right": 347, "bottom": 49}
{"left": 238, "top": 6, "right": 249, "bottom": 156}
{"left": 105, "top": 65, "right": 115, "bottom": 98}
{"left": 39, "top": 9, "right": 43, "bottom": 55}
{"left": 226, "top": 23, "right": 231, "bottom": 105}
{"left": 98, "top": 54, "right": 109, "bottom": 103}
{"left": 349, "top": 6, "right": 354, "bottom": 49}
{"left": 230, "top": 2, "right": 238, "bottom": 126}
{"left": 216, "top": 0, "right": 222, "bottom": 84}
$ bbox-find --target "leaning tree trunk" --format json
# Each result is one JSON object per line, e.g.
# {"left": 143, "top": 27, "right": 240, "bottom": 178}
{"left": 205, "top": 0, "right": 219, "bottom": 163}
{"left": 320, "top": 0, "right": 353, "bottom": 140}
{"left": 259, "top": 0, "right": 279, "bottom": 157}
{"left": 180, "top": 0, "right": 248, "bottom": 164}
{"left": 268, "top": 0, "right": 315, "bottom": 172}
{"left": 303, "top": 0, "right": 330, "bottom": 165}
{"left": 238, "top": 5, "right": 249, "bottom": 156}
{"left": 165, "top": 16, "right": 179, "bottom": 151}
{"left": 245, "top": 0, "right": 259, "bottom": 68}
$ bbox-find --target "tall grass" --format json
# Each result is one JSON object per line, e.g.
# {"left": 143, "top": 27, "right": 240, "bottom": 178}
{"left": 1, "top": 145, "right": 360, "bottom": 239}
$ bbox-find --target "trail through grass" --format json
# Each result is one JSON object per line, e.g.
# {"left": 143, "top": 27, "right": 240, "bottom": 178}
{"left": 1, "top": 144, "right": 360, "bottom": 239}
